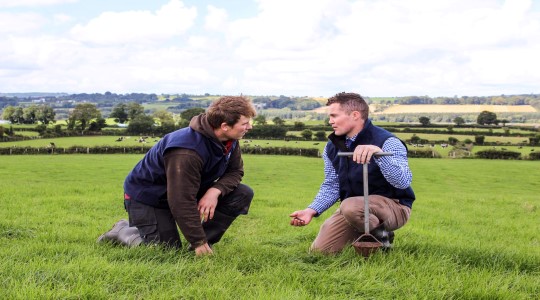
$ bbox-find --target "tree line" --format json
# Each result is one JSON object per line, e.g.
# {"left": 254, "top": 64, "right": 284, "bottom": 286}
{"left": 1, "top": 102, "right": 205, "bottom": 137}
{"left": 372, "top": 94, "right": 540, "bottom": 106}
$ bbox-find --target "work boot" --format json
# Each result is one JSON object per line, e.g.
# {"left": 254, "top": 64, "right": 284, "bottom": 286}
{"left": 97, "top": 219, "right": 129, "bottom": 243}
{"left": 117, "top": 226, "right": 144, "bottom": 247}
{"left": 97, "top": 219, "right": 143, "bottom": 247}
{"left": 202, "top": 210, "right": 236, "bottom": 245}
{"left": 371, "top": 224, "right": 395, "bottom": 250}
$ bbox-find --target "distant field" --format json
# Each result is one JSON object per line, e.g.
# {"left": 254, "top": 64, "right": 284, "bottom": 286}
{"left": 379, "top": 104, "right": 537, "bottom": 114}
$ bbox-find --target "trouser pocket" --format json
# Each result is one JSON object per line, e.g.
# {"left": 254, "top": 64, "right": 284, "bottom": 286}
{"left": 126, "top": 200, "right": 159, "bottom": 242}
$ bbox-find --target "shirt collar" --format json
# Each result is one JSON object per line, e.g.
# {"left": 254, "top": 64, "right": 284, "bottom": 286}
{"left": 345, "top": 133, "right": 358, "bottom": 149}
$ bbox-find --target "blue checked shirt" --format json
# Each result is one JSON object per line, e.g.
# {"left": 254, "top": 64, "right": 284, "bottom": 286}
{"left": 308, "top": 136, "right": 412, "bottom": 215}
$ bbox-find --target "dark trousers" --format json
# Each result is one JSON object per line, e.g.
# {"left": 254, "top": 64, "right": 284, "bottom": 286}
{"left": 124, "top": 184, "right": 254, "bottom": 248}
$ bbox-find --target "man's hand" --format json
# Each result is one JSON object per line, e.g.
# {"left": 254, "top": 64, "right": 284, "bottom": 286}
{"left": 198, "top": 187, "right": 221, "bottom": 222}
{"left": 289, "top": 208, "right": 317, "bottom": 226}
{"left": 352, "top": 144, "right": 383, "bottom": 164}
{"left": 194, "top": 243, "right": 214, "bottom": 256}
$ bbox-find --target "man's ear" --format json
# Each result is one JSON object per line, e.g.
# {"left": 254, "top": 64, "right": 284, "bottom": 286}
{"left": 351, "top": 110, "right": 361, "bottom": 120}
{"left": 220, "top": 122, "right": 229, "bottom": 131}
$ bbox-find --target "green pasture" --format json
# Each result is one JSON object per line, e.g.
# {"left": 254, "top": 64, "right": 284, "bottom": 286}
{"left": 0, "top": 155, "right": 538, "bottom": 299}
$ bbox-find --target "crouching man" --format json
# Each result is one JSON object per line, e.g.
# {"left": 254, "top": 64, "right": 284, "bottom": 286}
{"left": 289, "top": 92, "right": 415, "bottom": 254}
{"left": 98, "top": 96, "right": 257, "bottom": 256}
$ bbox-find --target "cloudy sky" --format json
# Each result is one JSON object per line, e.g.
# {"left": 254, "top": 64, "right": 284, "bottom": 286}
{"left": 1, "top": 0, "right": 539, "bottom": 98}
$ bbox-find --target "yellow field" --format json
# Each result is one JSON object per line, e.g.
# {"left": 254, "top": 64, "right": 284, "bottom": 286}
{"left": 379, "top": 104, "right": 537, "bottom": 114}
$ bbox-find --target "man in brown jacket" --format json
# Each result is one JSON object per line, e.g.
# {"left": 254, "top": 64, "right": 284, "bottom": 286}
{"left": 98, "top": 96, "right": 256, "bottom": 256}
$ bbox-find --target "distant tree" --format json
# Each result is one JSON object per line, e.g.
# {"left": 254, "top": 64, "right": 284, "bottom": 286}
{"left": 153, "top": 110, "right": 174, "bottom": 125}
{"left": 500, "top": 119, "right": 509, "bottom": 126}
{"left": 293, "top": 121, "right": 305, "bottom": 130}
{"left": 127, "top": 102, "right": 145, "bottom": 120}
{"left": 301, "top": 129, "right": 313, "bottom": 140}
{"left": 448, "top": 136, "right": 459, "bottom": 145}
{"left": 110, "top": 103, "right": 129, "bottom": 123}
{"left": 410, "top": 134, "right": 421, "bottom": 144}
{"left": 453, "top": 116, "right": 465, "bottom": 126}
{"left": 10, "top": 106, "right": 25, "bottom": 124}
{"left": 127, "top": 115, "right": 155, "bottom": 135}
{"left": 253, "top": 115, "right": 267, "bottom": 125}
{"left": 477, "top": 111, "right": 497, "bottom": 125}
{"left": 88, "top": 117, "right": 107, "bottom": 131}
{"left": 180, "top": 108, "right": 205, "bottom": 121}
{"left": 1, "top": 106, "right": 16, "bottom": 123}
{"left": 155, "top": 121, "right": 176, "bottom": 135}
{"left": 35, "top": 124, "right": 47, "bottom": 135}
{"left": 314, "top": 131, "right": 327, "bottom": 141}
{"left": 23, "top": 105, "right": 38, "bottom": 124}
{"left": 474, "top": 135, "right": 485, "bottom": 145}
{"left": 418, "top": 116, "right": 430, "bottom": 127}
{"left": 36, "top": 105, "right": 56, "bottom": 125}
{"left": 69, "top": 103, "right": 102, "bottom": 131}
{"left": 272, "top": 116, "right": 285, "bottom": 126}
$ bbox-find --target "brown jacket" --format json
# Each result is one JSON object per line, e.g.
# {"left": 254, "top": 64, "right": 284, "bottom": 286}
{"left": 163, "top": 114, "right": 244, "bottom": 247}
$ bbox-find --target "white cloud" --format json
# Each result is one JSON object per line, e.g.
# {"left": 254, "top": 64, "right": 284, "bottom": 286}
{"left": 53, "top": 13, "right": 73, "bottom": 25}
{"left": 70, "top": 0, "right": 197, "bottom": 45}
{"left": 204, "top": 5, "right": 228, "bottom": 31}
{"left": 0, "top": 0, "right": 77, "bottom": 8}
{"left": 0, "top": 12, "right": 47, "bottom": 34}
{"left": 1, "top": 0, "right": 539, "bottom": 96}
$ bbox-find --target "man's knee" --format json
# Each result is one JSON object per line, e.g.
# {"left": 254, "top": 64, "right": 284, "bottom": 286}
{"left": 339, "top": 197, "right": 359, "bottom": 222}
{"left": 218, "top": 184, "right": 254, "bottom": 216}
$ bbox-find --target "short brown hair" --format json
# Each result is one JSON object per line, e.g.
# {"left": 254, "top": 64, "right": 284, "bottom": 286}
{"left": 207, "top": 96, "right": 257, "bottom": 128}
{"left": 327, "top": 92, "right": 369, "bottom": 120}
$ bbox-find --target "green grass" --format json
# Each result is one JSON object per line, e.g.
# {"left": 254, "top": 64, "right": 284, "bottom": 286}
{"left": 0, "top": 155, "right": 538, "bottom": 299}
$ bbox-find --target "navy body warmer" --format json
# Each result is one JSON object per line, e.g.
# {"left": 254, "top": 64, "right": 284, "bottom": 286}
{"left": 326, "top": 120, "right": 415, "bottom": 208}
{"left": 124, "top": 127, "right": 237, "bottom": 208}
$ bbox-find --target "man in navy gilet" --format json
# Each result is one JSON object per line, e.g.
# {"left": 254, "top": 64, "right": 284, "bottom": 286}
{"left": 290, "top": 92, "right": 415, "bottom": 254}
{"left": 98, "top": 96, "right": 257, "bottom": 256}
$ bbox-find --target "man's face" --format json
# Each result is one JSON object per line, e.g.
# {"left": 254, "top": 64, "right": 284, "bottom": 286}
{"left": 225, "top": 115, "right": 253, "bottom": 140}
{"left": 327, "top": 103, "right": 357, "bottom": 137}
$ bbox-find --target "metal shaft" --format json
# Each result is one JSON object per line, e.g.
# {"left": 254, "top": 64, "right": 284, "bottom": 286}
{"left": 336, "top": 151, "right": 394, "bottom": 235}
{"left": 363, "top": 163, "right": 370, "bottom": 234}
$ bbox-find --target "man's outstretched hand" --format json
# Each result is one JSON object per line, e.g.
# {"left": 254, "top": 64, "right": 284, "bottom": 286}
{"left": 289, "top": 208, "right": 317, "bottom": 227}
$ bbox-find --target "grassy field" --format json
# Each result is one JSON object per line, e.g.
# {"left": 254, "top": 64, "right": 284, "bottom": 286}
{"left": 0, "top": 155, "right": 538, "bottom": 299}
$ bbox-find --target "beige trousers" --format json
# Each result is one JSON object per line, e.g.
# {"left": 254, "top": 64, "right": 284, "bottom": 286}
{"left": 310, "top": 195, "right": 411, "bottom": 254}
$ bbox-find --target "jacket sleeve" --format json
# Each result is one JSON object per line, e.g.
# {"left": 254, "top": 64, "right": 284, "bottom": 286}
{"left": 164, "top": 148, "right": 207, "bottom": 247}
{"left": 211, "top": 143, "right": 244, "bottom": 196}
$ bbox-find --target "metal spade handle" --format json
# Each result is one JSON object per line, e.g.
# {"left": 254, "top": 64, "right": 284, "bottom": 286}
{"left": 337, "top": 151, "right": 393, "bottom": 234}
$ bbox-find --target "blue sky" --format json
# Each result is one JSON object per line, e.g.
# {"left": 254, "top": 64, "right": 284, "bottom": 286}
{"left": 1, "top": 0, "right": 539, "bottom": 97}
